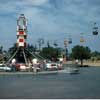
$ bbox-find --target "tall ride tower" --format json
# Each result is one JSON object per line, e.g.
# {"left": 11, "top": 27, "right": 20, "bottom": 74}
{"left": 7, "top": 14, "right": 28, "bottom": 65}
{"left": 17, "top": 14, "right": 27, "bottom": 48}
{"left": 6, "top": 14, "right": 44, "bottom": 66}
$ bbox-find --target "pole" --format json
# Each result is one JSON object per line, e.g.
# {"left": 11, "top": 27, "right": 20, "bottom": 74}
{"left": 22, "top": 49, "right": 28, "bottom": 65}
{"left": 64, "top": 39, "right": 68, "bottom": 62}
{"left": 6, "top": 48, "right": 19, "bottom": 64}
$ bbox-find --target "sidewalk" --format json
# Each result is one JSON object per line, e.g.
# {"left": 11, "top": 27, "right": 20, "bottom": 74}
{"left": 0, "top": 70, "right": 58, "bottom": 75}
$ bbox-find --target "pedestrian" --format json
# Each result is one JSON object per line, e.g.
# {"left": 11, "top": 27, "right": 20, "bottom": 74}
{"left": 75, "top": 59, "right": 79, "bottom": 65}
{"left": 11, "top": 58, "right": 16, "bottom": 72}
{"left": 32, "top": 58, "right": 38, "bottom": 74}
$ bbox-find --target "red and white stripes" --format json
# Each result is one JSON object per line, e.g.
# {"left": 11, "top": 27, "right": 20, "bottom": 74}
{"left": 16, "top": 14, "right": 27, "bottom": 48}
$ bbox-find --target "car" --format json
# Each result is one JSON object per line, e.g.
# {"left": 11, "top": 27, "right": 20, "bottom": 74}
{"left": 0, "top": 66, "right": 11, "bottom": 72}
{"left": 0, "top": 63, "right": 4, "bottom": 66}
{"left": 20, "top": 65, "right": 27, "bottom": 71}
{"left": 44, "top": 62, "right": 58, "bottom": 71}
{"left": 57, "top": 62, "right": 63, "bottom": 70}
{"left": 15, "top": 63, "right": 27, "bottom": 71}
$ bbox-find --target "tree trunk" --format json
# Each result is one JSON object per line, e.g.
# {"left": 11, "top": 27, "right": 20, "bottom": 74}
{"left": 80, "top": 59, "right": 83, "bottom": 67}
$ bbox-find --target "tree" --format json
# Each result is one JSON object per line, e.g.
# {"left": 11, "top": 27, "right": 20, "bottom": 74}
{"left": 47, "top": 41, "right": 50, "bottom": 48}
{"left": 0, "top": 46, "right": 3, "bottom": 54}
{"left": 26, "top": 44, "right": 37, "bottom": 52}
{"left": 8, "top": 43, "right": 17, "bottom": 55}
{"left": 53, "top": 40, "right": 58, "bottom": 48}
{"left": 91, "top": 51, "right": 100, "bottom": 61}
{"left": 91, "top": 51, "right": 100, "bottom": 57}
{"left": 71, "top": 45, "right": 91, "bottom": 66}
{"left": 40, "top": 46, "right": 61, "bottom": 61}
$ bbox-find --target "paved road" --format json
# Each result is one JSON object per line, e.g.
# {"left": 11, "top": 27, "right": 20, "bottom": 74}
{"left": 0, "top": 66, "right": 100, "bottom": 99}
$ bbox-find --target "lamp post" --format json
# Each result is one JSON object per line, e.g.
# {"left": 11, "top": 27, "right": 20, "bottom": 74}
{"left": 64, "top": 39, "right": 68, "bottom": 62}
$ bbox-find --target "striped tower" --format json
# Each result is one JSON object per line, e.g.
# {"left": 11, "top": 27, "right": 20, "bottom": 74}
{"left": 17, "top": 14, "right": 27, "bottom": 48}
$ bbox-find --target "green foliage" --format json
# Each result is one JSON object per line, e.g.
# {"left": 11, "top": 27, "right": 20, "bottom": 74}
{"left": 26, "top": 44, "right": 37, "bottom": 52}
{"left": 91, "top": 51, "right": 100, "bottom": 57}
{"left": 71, "top": 45, "right": 91, "bottom": 66}
{"left": 96, "top": 56, "right": 100, "bottom": 60}
{"left": 0, "top": 46, "right": 3, "bottom": 54}
{"left": 71, "top": 45, "right": 91, "bottom": 60}
{"left": 8, "top": 43, "right": 17, "bottom": 55}
{"left": 40, "top": 47, "right": 61, "bottom": 60}
{"left": 90, "top": 51, "right": 100, "bottom": 61}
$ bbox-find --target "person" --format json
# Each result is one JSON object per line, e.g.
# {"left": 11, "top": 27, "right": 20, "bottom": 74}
{"left": 11, "top": 58, "right": 16, "bottom": 72}
{"left": 59, "top": 58, "right": 63, "bottom": 63}
{"left": 75, "top": 59, "right": 79, "bottom": 65}
{"left": 32, "top": 58, "right": 38, "bottom": 74}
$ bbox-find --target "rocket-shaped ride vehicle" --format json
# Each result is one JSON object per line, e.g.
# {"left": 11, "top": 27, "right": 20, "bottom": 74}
{"left": 16, "top": 14, "right": 27, "bottom": 48}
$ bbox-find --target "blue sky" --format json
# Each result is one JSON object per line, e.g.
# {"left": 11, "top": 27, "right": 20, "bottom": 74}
{"left": 0, "top": 0, "right": 100, "bottom": 52}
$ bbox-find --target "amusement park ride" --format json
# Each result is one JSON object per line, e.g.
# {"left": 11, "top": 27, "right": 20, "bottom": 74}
{"left": 6, "top": 14, "right": 43, "bottom": 66}
{"left": 5, "top": 14, "right": 99, "bottom": 66}
{"left": 92, "top": 22, "right": 98, "bottom": 35}
{"left": 80, "top": 22, "right": 99, "bottom": 43}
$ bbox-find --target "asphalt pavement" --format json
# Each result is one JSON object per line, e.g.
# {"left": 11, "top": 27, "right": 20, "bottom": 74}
{"left": 0, "top": 66, "right": 100, "bottom": 99}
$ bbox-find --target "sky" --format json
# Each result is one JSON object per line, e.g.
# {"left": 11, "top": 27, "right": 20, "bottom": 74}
{"left": 0, "top": 0, "right": 100, "bottom": 52}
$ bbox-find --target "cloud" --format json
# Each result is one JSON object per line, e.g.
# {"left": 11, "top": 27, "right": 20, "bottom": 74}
{"left": 26, "top": 0, "right": 48, "bottom": 6}
{"left": 0, "top": 0, "right": 100, "bottom": 51}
